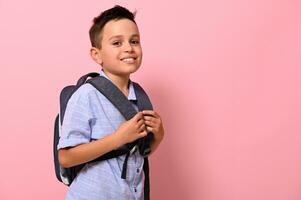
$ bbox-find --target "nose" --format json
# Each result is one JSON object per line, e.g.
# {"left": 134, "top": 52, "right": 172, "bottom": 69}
{"left": 123, "top": 41, "right": 134, "bottom": 52}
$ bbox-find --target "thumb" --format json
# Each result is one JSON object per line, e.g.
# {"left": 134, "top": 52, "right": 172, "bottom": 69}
{"left": 133, "top": 112, "right": 143, "bottom": 122}
{"left": 138, "top": 130, "right": 148, "bottom": 138}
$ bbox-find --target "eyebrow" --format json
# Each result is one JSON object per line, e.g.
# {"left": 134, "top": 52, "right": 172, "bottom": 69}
{"left": 109, "top": 34, "right": 140, "bottom": 40}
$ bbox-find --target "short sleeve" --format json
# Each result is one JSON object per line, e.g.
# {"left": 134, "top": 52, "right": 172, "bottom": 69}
{"left": 57, "top": 86, "right": 94, "bottom": 150}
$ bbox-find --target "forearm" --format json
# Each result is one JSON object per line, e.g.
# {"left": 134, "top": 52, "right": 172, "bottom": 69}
{"left": 149, "top": 137, "right": 163, "bottom": 156}
{"left": 58, "top": 131, "right": 123, "bottom": 168}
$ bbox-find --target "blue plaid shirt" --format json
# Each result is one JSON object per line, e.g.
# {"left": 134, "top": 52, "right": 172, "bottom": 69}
{"left": 57, "top": 70, "right": 145, "bottom": 200}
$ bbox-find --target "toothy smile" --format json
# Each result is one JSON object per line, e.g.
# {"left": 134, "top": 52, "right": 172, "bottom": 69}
{"left": 121, "top": 57, "right": 137, "bottom": 64}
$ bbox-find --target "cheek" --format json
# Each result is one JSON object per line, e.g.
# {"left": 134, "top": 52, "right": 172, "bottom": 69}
{"left": 103, "top": 49, "right": 119, "bottom": 60}
{"left": 138, "top": 51, "right": 143, "bottom": 63}
{"left": 136, "top": 46, "right": 142, "bottom": 55}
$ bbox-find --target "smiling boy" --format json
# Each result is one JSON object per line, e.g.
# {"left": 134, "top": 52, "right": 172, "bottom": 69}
{"left": 57, "top": 5, "right": 164, "bottom": 200}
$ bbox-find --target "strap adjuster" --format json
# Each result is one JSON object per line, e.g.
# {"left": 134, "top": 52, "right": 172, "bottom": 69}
{"left": 130, "top": 145, "right": 138, "bottom": 155}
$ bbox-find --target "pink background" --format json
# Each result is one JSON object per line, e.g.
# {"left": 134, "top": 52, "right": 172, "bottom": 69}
{"left": 1, "top": 0, "right": 301, "bottom": 199}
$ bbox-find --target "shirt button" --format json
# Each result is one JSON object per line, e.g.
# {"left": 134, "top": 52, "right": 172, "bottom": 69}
{"left": 137, "top": 168, "right": 140, "bottom": 173}
{"left": 134, "top": 188, "right": 137, "bottom": 192}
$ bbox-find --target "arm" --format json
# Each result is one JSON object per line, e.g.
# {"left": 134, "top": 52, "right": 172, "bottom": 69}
{"left": 58, "top": 131, "right": 122, "bottom": 168}
{"left": 149, "top": 135, "right": 163, "bottom": 156}
{"left": 59, "top": 112, "right": 147, "bottom": 168}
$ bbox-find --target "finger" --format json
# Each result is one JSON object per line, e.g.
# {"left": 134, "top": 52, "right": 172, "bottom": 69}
{"left": 146, "top": 126, "right": 153, "bottom": 133}
{"left": 139, "top": 123, "right": 146, "bottom": 132}
{"left": 134, "top": 112, "right": 143, "bottom": 122}
{"left": 144, "top": 110, "right": 160, "bottom": 119}
{"left": 138, "top": 130, "right": 148, "bottom": 138}
{"left": 143, "top": 115, "right": 155, "bottom": 121}
{"left": 144, "top": 120, "right": 153, "bottom": 127}
{"left": 142, "top": 110, "right": 156, "bottom": 116}
{"left": 146, "top": 117, "right": 159, "bottom": 125}
{"left": 137, "top": 118, "right": 145, "bottom": 126}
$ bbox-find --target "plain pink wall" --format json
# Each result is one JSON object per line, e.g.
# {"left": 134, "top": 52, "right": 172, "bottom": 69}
{"left": 1, "top": 0, "right": 301, "bottom": 199}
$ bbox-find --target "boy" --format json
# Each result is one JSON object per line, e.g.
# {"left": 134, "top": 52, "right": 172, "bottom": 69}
{"left": 57, "top": 5, "right": 165, "bottom": 200}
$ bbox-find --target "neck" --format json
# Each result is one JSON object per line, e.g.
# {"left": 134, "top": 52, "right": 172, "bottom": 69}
{"left": 102, "top": 70, "right": 130, "bottom": 96}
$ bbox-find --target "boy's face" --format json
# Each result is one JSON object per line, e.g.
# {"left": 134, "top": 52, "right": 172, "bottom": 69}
{"left": 92, "top": 19, "right": 142, "bottom": 78}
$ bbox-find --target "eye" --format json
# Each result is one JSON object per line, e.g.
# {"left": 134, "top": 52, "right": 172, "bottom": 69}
{"left": 112, "top": 41, "right": 121, "bottom": 46}
{"left": 131, "top": 40, "right": 140, "bottom": 45}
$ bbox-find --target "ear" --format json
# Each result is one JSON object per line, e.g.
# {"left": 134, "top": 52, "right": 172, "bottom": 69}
{"left": 90, "top": 47, "right": 103, "bottom": 65}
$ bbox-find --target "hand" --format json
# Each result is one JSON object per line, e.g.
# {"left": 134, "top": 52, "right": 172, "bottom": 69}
{"left": 115, "top": 112, "right": 148, "bottom": 145}
{"left": 142, "top": 110, "right": 165, "bottom": 142}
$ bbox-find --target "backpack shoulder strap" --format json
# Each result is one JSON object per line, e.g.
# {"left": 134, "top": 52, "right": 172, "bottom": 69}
{"left": 132, "top": 83, "right": 152, "bottom": 200}
{"left": 87, "top": 76, "right": 137, "bottom": 120}
{"left": 132, "top": 82, "right": 153, "bottom": 111}
{"left": 60, "top": 72, "right": 99, "bottom": 125}
{"left": 86, "top": 76, "right": 154, "bottom": 181}
{"left": 86, "top": 76, "right": 139, "bottom": 179}
{"left": 143, "top": 157, "right": 150, "bottom": 200}
{"left": 76, "top": 72, "right": 100, "bottom": 85}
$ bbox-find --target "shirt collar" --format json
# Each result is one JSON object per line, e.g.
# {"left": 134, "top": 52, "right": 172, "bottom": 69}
{"left": 99, "top": 70, "right": 137, "bottom": 101}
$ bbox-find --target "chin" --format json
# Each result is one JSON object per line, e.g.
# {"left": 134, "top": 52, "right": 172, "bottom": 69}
{"left": 124, "top": 64, "right": 141, "bottom": 74}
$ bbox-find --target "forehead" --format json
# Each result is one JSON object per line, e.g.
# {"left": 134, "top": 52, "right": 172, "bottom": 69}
{"left": 101, "top": 19, "right": 140, "bottom": 40}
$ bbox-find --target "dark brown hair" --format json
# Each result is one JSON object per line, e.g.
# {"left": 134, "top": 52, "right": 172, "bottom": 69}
{"left": 89, "top": 5, "right": 136, "bottom": 48}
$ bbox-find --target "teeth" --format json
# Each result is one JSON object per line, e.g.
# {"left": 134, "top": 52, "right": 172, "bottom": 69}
{"left": 123, "top": 58, "right": 134, "bottom": 61}
{"left": 122, "top": 58, "right": 135, "bottom": 63}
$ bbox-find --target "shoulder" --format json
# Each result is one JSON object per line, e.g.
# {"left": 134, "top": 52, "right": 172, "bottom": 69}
{"left": 68, "top": 83, "right": 100, "bottom": 106}
{"left": 75, "top": 83, "right": 98, "bottom": 96}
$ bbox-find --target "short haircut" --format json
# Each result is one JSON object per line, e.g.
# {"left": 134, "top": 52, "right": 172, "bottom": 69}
{"left": 89, "top": 5, "right": 137, "bottom": 48}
